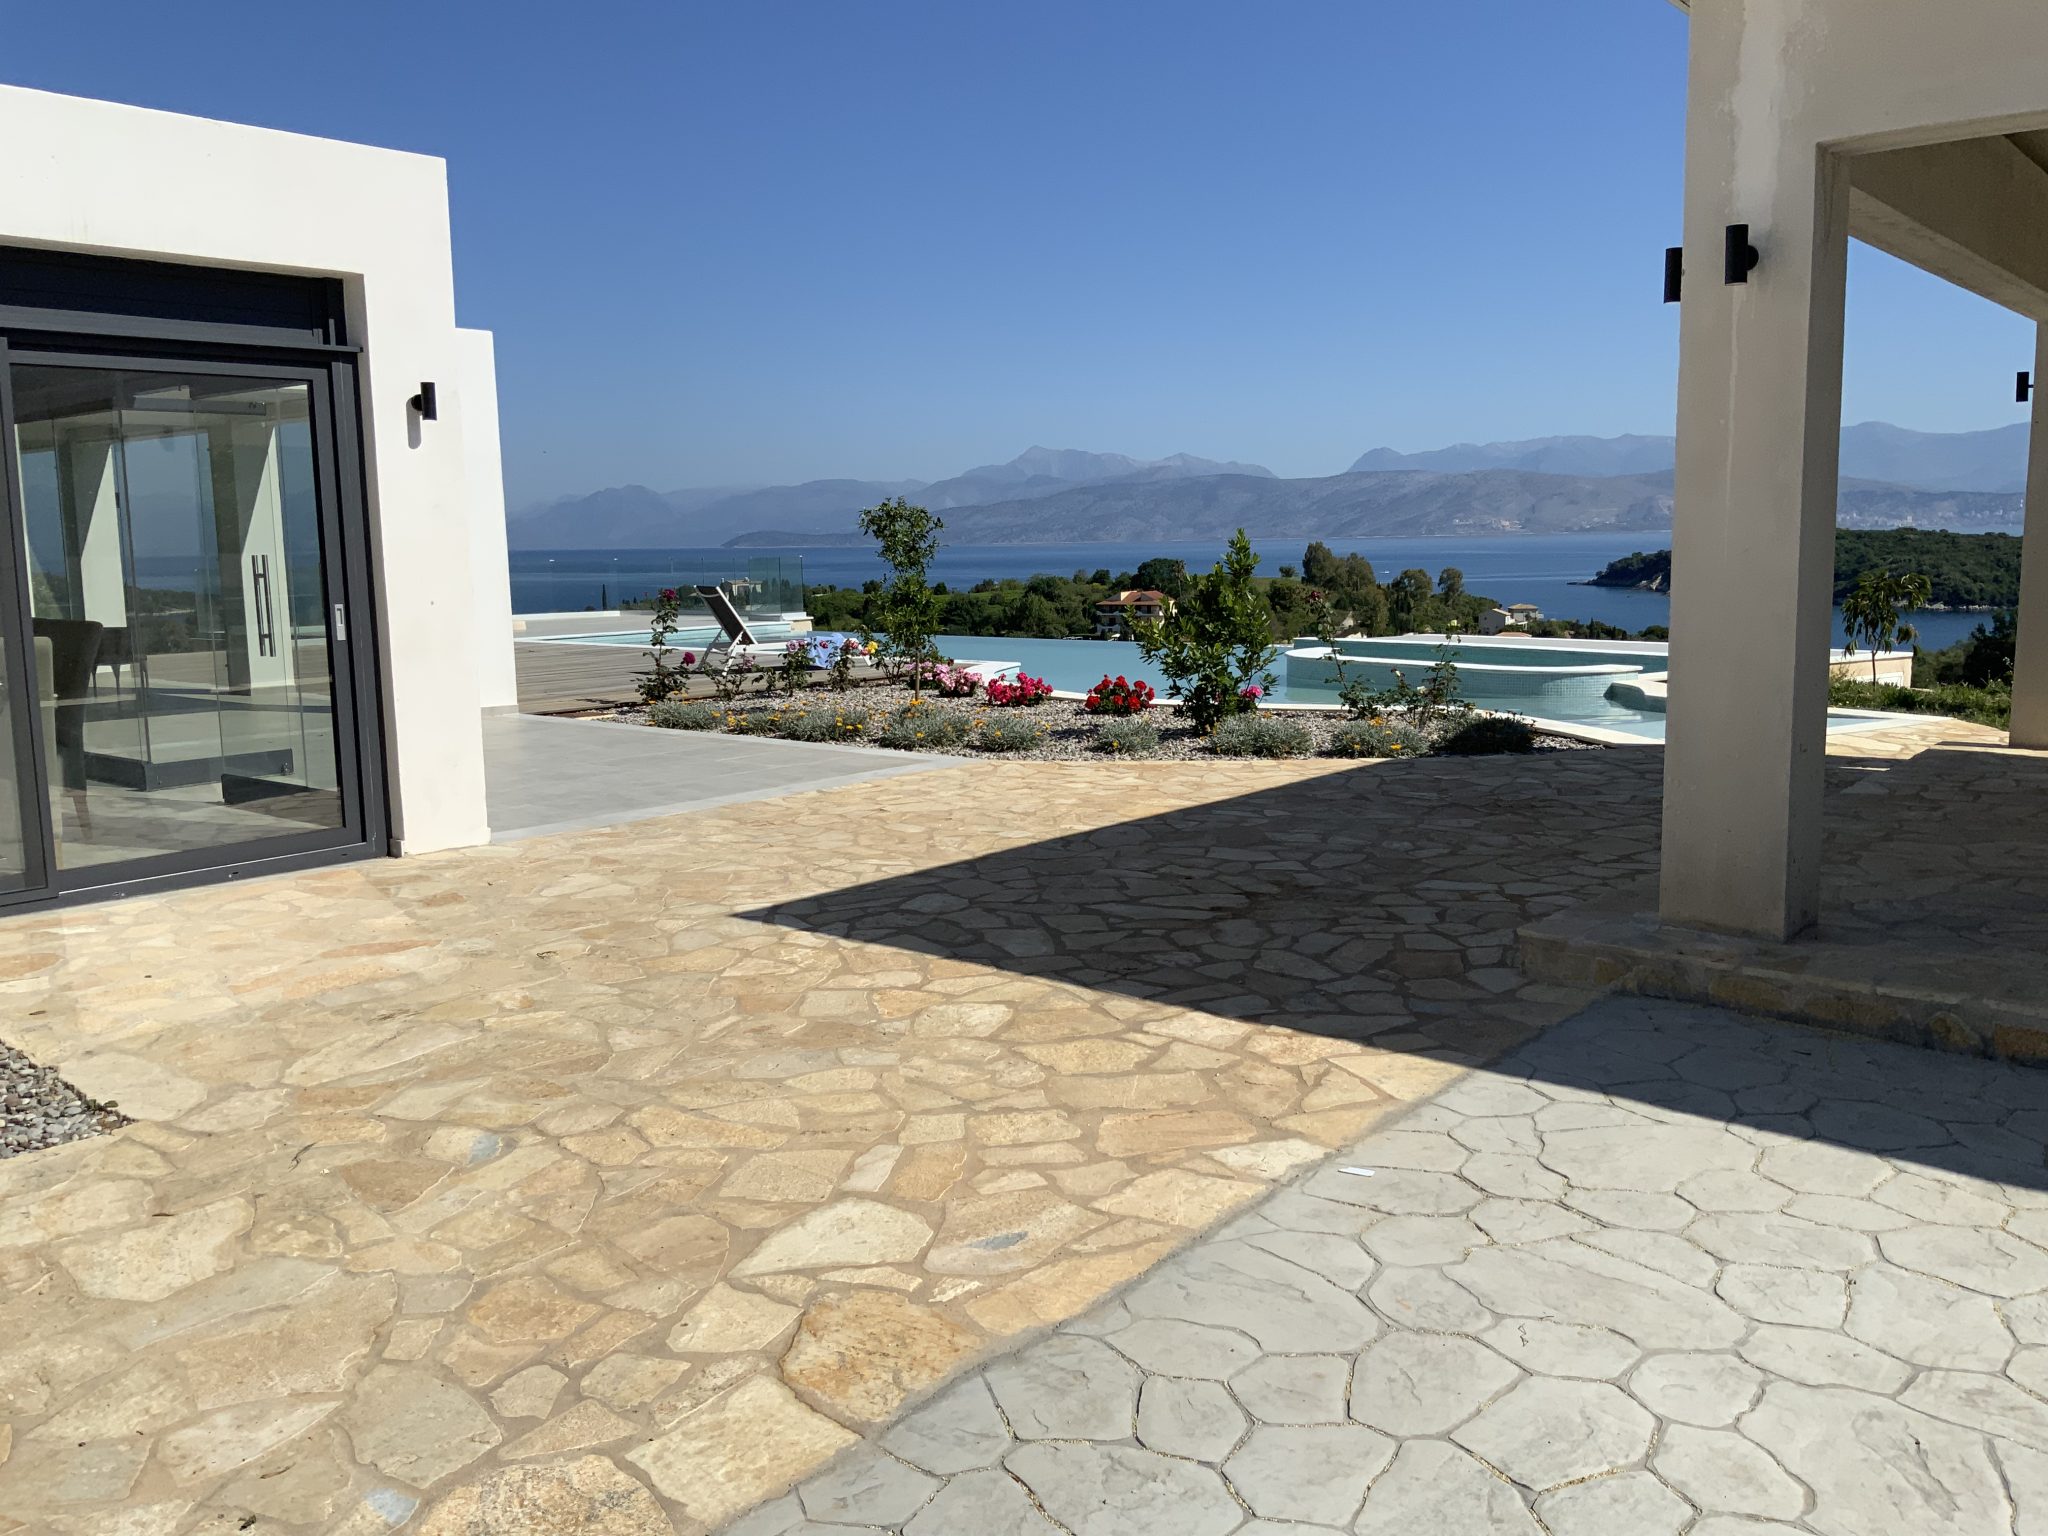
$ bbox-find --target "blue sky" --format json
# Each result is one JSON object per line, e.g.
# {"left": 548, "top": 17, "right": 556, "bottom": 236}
{"left": 2, "top": 0, "right": 2032, "bottom": 506}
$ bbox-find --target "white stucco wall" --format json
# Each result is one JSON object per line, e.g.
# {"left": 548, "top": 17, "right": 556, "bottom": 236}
{"left": 1663, "top": 0, "right": 2048, "bottom": 937}
{"left": 456, "top": 329, "right": 518, "bottom": 713}
{"left": 0, "top": 85, "right": 508, "bottom": 856}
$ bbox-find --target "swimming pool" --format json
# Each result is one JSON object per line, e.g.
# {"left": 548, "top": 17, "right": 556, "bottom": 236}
{"left": 1284, "top": 635, "right": 1672, "bottom": 733}
{"left": 532, "top": 627, "right": 1902, "bottom": 742}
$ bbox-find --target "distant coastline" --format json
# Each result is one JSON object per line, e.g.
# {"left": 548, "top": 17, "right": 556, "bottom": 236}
{"left": 724, "top": 527, "right": 1680, "bottom": 550}
{"left": 725, "top": 530, "right": 872, "bottom": 547}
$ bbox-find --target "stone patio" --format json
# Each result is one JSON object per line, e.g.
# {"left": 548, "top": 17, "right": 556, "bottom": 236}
{"left": 0, "top": 718, "right": 2037, "bottom": 1533}
{"left": 1525, "top": 732, "right": 2048, "bottom": 1064}
{"left": 753, "top": 994, "right": 2048, "bottom": 1536}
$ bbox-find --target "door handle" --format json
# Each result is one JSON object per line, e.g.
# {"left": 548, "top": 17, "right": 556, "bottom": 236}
{"left": 251, "top": 554, "right": 276, "bottom": 658}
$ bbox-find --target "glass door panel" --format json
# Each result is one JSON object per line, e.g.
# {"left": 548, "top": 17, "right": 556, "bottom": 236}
{"left": 0, "top": 619, "right": 32, "bottom": 893}
{"left": 11, "top": 362, "right": 345, "bottom": 875}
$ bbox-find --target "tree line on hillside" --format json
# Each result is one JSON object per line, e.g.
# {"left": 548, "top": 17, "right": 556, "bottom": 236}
{"left": 808, "top": 539, "right": 1534, "bottom": 642}
{"left": 1591, "top": 529, "right": 2024, "bottom": 610}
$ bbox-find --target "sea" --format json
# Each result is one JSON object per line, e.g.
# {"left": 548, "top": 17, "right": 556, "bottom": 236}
{"left": 508, "top": 532, "right": 1991, "bottom": 653}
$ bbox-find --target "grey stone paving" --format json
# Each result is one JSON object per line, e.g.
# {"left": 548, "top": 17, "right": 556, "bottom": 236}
{"left": 724, "top": 996, "right": 2048, "bottom": 1535}
{"left": 484, "top": 712, "right": 953, "bottom": 840}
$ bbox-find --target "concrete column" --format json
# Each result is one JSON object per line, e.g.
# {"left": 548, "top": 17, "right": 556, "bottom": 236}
{"left": 1658, "top": 5, "right": 1851, "bottom": 942}
{"left": 2009, "top": 326, "right": 2048, "bottom": 748}
{"left": 455, "top": 329, "right": 518, "bottom": 712}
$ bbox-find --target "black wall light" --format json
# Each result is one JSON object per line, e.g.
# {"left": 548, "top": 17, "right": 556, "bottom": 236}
{"left": 409, "top": 381, "right": 438, "bottom": 421}
{"left": 2020, "top": 371, "right": 2035, "bottom": 405}
{"left": 1664, "top": 247, "right": 1685, "bottom": 304}
{"left": 1725, "top": 224, "right": 1760, "bottom": 285}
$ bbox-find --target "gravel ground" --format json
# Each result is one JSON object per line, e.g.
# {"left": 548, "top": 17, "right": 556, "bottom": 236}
{"left": 608, "top": 683, "right": 1600, "bottom": 761}
{"left": 1, "top": 1043, "right": 129, "bottom": 1160}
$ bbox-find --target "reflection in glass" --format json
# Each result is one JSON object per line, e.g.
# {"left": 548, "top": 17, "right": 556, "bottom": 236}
{"left": 12, "top": 365, "right": 342, "bottom": 871}
{"left": 0, "top": 621, "right": 27, "bottom": 892}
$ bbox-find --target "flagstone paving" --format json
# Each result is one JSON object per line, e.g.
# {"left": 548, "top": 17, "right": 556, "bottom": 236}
{"left": 751, "top": 995, "right": 2048, "bottom": 1536}
{"left": 0, "top": 716, "right": 2024, "bottom": 1534}
{"left": 0, "top": 752, "right": 1651, "bottom": 1535}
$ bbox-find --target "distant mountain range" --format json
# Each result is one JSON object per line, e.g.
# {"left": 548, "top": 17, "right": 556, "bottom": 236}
{"left": 509, "top": 425, "right": 2029, "bottom": 550}
{"left": 506, "top": 448, "right": 1270, "bottom": 550}
{"left": 1352, "top": 422, "right": 2030, "bottom": 494}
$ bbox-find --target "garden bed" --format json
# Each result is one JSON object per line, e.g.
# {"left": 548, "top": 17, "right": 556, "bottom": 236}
{"left": 1, "top": 1042, "right": 129, "bottom": 1160}
{"left": 607, "top": 684, "right": 1597, "bottom": 762}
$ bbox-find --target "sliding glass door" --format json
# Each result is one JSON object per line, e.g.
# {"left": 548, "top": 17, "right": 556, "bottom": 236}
{"left": 0, "top": 345, "right": 377, "bottom": 902}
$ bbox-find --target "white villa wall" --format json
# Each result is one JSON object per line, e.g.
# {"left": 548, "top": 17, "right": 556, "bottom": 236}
{"left": 0, "top": 85, "right": 512, "bottom": 855}
{"left": 456, "top": 329, "right": 518, "bottom": 713}
{"left": 1661, "top": 0, "right": 2048, "bottom": 938}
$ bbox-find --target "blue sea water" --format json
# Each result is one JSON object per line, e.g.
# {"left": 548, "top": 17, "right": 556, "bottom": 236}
{"left": 508, "top": 533, "right": 1990, "bottom": 652}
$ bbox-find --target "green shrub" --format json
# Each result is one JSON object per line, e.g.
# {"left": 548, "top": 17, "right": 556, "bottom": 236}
{"left": 725, "top": 709, "right": 786, "bottom": 736}
{"left": 1829, "top": 675, "right": 2011, "bottom": 728}
{"left": 873, "top": 702, "right": 972, "bottom": 751}
{"left": 1436, "top": 716, "right": 1538, "bottom": 755}
{"left": 648, "top": 700, "right": 721, "bottom": 731}
{"left": 1329, "top": 718, "right": 1429, "bottom": 758}
{"left": 974, "top": 717, "right": 1046, "bottom": 753}
{"left": 1208, "top": 714, "right": 1313, "bottom": 758}
{"left": 782, "top": 705, "right": 869, "bottom": 742}
{"left": 1095, "top": 718, "right": 1161, "bottom": 756}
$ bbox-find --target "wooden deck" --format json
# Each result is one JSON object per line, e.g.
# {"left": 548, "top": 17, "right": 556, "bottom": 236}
{"left": 513, "top": 641, "right": 889, "bottom": 715}
{"left": 514, "top": 641, "right": 652, "bottom": 714}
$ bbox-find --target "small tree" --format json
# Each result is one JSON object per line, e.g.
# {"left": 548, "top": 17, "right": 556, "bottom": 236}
{"left": 635, "top": 587, "right": 696, "bottom": 704}
{"left": 1438, "top": 567, "right": 1465, "bottom": 601}
{"left": 1134, "top": 530, "right": 1277, "bottom": 732}
{"left": 1388, "top": 568, "right": 1434, "bottom": 633}
{"left": 1134, "top": 556, "right": 1190, "bottom": 599}
{"left": 1841, "top": 569, "right": 1932, "bottom": 681}
{"left": 858, "top": 497, "right": 945, "bottom": 698}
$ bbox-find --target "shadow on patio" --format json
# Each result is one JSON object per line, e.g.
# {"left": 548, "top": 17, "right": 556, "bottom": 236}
{"left": 740, "top": 738, "right": 2048, "bottom": 1195}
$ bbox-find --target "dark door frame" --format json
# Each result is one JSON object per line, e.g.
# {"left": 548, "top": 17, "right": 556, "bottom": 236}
{"left": 0, "top": 330, "right": 388, "bottom": 909}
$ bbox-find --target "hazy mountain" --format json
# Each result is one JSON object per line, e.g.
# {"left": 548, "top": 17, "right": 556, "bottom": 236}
{"left": 510, "top": 446, "right": 1272, "bottom": 549}
{"left": 1350, "top": 435, "right": 1678, "bottom": 478}
{"left": 760, "top": 466, "right": 2017, "bottom": 546}
{"left": 514, "top": 425, "right": 2028, "bottom": 551}
{"left": 916, "top": 447, "right": 1275, "bottom": 509}
{"left": 893, "top": 469, "right": 1682, "bottom": 543}
{"left": 1838, "top": 422, "right": 2029, "bottom": 494}
{"left": 509, "top": 478, "right": 923, "bottom": 550}
{"left": 1351, "top": 422, "right": 2030, "bottom": 493}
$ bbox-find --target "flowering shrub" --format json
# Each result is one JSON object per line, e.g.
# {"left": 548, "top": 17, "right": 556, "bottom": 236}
{"left": 780, "top": 705, "right": 869, "bottom": 742}
{"left": 984, "top": 673, "right": 1053, "bottom": 707}
{"left": 724, "top": 707, "right": 783, "bottom": 736}
{"left": 1239, "top": 684, "right": 1265, "bottom": 706}
{"left": 874, "top": 701, "right": 973, "bottom": 750}
{"left": 828, "top": 638, "right": 864, "bottom": 692}
{"left": 708, "top": 652, "right": 757, "bottom": 704}
{"left": 905, "top": 661, "right": 981, "bottom": 698}
{"left": 933, "top": 664, "right": 982, "bottom": 699}
{"left": 1085, "top": 675, "right": 1155, "bottom": 716}
{"left": 635, "top": 587, "right": 696, "bottom": 703}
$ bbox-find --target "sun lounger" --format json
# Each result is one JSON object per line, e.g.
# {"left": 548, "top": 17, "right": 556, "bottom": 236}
{"left": 694, "top": 584, "right": 769, "bottom": 672}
